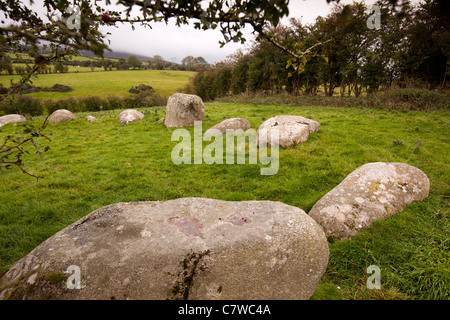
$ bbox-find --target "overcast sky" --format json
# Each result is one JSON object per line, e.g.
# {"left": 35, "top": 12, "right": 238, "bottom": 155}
{"left": 6, "top": 0, "right": 423, "bottom": 64}
{"left": 103, "top": 0, "right": 372, "bottom": 63}
{"left": 101, "top": 0, "right": 421, "bottom": 64}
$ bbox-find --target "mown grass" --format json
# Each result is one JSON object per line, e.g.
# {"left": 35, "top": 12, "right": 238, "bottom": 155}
{"left": 0, "top": 102, "right": 448, "bottom": 300}
{"left": 0, "top": 69, "right": 196, "bottom": 100}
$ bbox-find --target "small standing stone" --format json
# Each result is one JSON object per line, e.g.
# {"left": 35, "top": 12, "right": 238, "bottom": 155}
{"left": 118, "top": 109, "right": 144, "bottom": 125}
{"left": 164, "top": 93, "right": 205, "bottom": 128}
{"left": 49, "top": 109, "right": 76, "bottom": 124}
{"left": 86, "top": 116, "right": 98, "bottom": 122}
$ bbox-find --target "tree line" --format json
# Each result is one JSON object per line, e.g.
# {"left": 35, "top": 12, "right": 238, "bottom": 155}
{"left": 187, "top": 0, "right": 449, "bottom": 101}
{"left": 0, "top": 53, "right": 211, "bottom": 75}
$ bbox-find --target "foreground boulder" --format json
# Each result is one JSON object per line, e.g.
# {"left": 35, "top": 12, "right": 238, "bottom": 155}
{"left": 164, "top": 93, "right": 205, "bottom": 128}
{"left": 118, "top": 109, "right": 144, "bottom": 125}
{"left": 257, "top": 115, "right": 320, "bottom": 148}
{"left": 0, "top": 114, "right": 26, "bottom": 127}
{"left": 0, "top": 198, "right": 329, "bottom": 300}
{"left": 49, "top": 109, "right": 76, "bottom": 124}
{"left": 309, "top": 162, "right": 430, "bottom": 240}
{"left": 205, "top": 118, "right": 251, "bottom": 136}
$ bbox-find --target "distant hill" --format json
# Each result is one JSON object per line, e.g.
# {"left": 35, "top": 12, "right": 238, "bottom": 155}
{"left": 79, "top": 50, "right": 157, "bottom": 62}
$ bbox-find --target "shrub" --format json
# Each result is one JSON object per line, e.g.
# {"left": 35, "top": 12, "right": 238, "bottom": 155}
{"left": 44, "top": 99, "right": 62, "bottom": 115}
{"left": 78, "top": 96, "right": 109, "bottom": 112}
{"left": 369, "top": 87, "right": 449, "bottom": 110}
{"left": 105, "top": 95, "right": 124, "bottom": 110}
{"left": 129, "top": 84, "right": 154, "bottom": 94}
{"left": 43, "top": 84, "right": 73, "bottom": 92}
{"left": 43, "top": 97, "right": 80, "bottom": 114}
{"left": 122, "top": 95, "right": 138, "bottom": 109}
{"left": 59, "top": 97, "right": 80, "bottom": 113}
{"left": 0, "top": 84, "right": 8, "bottom": 95}
{"left": 9, "top": 95, "right": 44, "bottom": 116}
{"left": 135, "top": 93, "right": 166, "bottom": 108}
{"left": 218, "top": 87, "right": 449, "bottom": 111}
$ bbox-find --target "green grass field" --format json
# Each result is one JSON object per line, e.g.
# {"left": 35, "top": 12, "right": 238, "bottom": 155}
{"left": 0, "top": 69, "right": 196, "bottom": 99}
{"left": 0, "top": 102, "right": 448, "bottom": 299}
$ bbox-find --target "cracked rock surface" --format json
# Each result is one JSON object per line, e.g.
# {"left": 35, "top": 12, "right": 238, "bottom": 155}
{"left": 309, "top": 162, "right": 430, "bottom": 240}
{"left": 0, "top": 198, "right": 329, "bottom": 300}
{"left": 164, "top": 93, "right": 205, "bottom": 128}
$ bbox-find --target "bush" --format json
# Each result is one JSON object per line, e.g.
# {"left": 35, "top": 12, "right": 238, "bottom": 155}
{"left": 43, "top": 84, "right": 73, "bottom": 92}
{"left": 60, "top": 97, "right": 80, "bottom": 113}
{"left": 105, "top": 95, "right": 124, "bottom": 110}
{"left": 8, "top": 95, "right": 44, "bottom": 116}
{"left": 122, "top": 95, "right": 138, "bottom": 109}
{"left": 78, "top": 96, "right": 109, "bottom": 112}
{"left": 129, "top": 84, "right": 154, "bottom": 94}
{"left": 44, "top": 99, "right": 61, "bottom": 115}
{"left": 218, "top": 87, "right": 449, "bottom": 111}
{"left": 135, "top": 93, "right": 166, "bottom": 108}
{"left": 0, "top": 84, "right": 8, "bottom": 95}
{"left": 44, "top": 97, "right": 80, "bottom": 114}
{"left": 371, "top": 87, "right": 450, "bottom": 110}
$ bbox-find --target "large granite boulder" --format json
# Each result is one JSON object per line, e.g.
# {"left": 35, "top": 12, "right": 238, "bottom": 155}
{"left": 309, "top": 162, "right": 430, "bottom": 240}
{"left": 49, "top": 109, "right": 76, "bottom": 124}
{"left": 205, "top": 118, "right": 251, "bottom": 136}
{"left": 0, "top": 114, "right": 26, "bottom": 127}
{"left": 118, "top": 109, "right": 144, "bottom": 125}
{"left": 0, "top": 198, "right": 329, "bottom": 300}
{"left": 164, "top": 93, "right": 205, "bottom": 128}
{"left": 257, "top": 115, "right": 320, "bottom": 148}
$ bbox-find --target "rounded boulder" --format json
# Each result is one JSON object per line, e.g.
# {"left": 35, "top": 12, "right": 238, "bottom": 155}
{"left": 308, "top": 162, "right": 430, "bottom": 240}
{"left": 118, "top": 109, "right": 144, "bottom": 125}
{"left": 257, "top": 115, "right": 320, "bottom": 148}
{"left": 49, "top": 109, "right": 76, "bottom": 124}
{"left": 0, "top": 198, "right": 329, "bottom": 300}
{"left": 86, "top": 116, "right": 98, "bottom": 122}
{"left": 0, "top": 114, "right": 26, "bottom": 127}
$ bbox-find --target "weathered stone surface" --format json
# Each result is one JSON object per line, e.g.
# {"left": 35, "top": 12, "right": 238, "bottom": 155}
{"left": 49, "top": 109, "right": 76, "bottom": 124}
{"left": 86, "top": 116, "right": 98, "bottom": 122}
{"left": 0, "top": 198, "right": 329, "bottom": 300}
{"left": 118, "top": 109, "right": 144, "bottom": 125}
{"left": 0, "top": 114, "right": 26, "bottom": 127}
{"left": 205, "top": 118, "right": 251, "bottom": 136}
{"left": 257, "top": 115, "right": 320, "bottom": 148}
{"left": 309, "top": 162, "right": 430, "bottom": 240}
{"left": 164, "top": 93, "right": 205, "bottom": 128}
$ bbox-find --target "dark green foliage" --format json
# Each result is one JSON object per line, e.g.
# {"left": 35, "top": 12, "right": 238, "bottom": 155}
{"left": 105, "top": 95, "right": 124, "bottom": 110}
{"left": 0, "top": 93, "right": 168, "bottom": 116}
{"left": 78, "top": 96, "right": 109, "bottom": 112}
{"left": 230, "top": 55, "right": 250, "bottom": 95}
{"left": 187, "top": 0, "right": 449, "bottom": 101}
{"left": 219, "top": 87, "right": 449, "bottom": 111}
{"left": 129, "top": 84, "right": 154, "bottom": 94}
{"left": 7, "top": 95, "right": 43, "bottom": 116}
{"left": 43, "top": 97, "right": 80, "bottom": 114}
